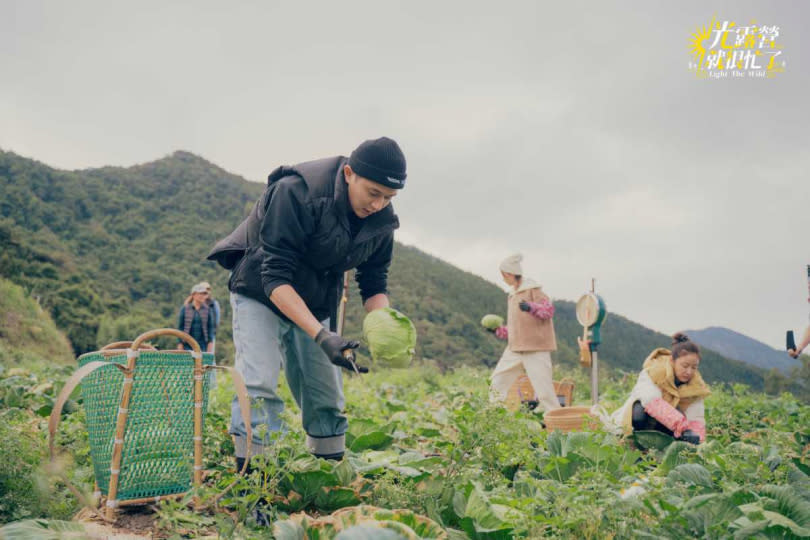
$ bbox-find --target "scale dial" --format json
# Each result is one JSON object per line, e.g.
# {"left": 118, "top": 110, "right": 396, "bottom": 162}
{"left": 576, "top": 293, "right": 604, "bottom": 327}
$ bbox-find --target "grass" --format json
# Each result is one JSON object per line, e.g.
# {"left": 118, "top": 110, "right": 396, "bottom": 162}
{"left": 0, "top": 278, "right": 74, "bottom": 368}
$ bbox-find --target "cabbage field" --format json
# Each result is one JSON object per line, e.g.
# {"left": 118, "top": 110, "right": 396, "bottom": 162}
{"left": 1, "top": 362, "right": 809, "bottom": 539}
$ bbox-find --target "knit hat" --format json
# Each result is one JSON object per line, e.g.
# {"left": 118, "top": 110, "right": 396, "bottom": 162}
{"left": 348, "top": 137, "right": 407, "bottom": 189}
{"left": 499, "top": 253, "right": 523, "bottom": 275}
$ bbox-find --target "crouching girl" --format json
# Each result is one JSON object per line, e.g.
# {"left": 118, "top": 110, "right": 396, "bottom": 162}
{"left": 610, "top": 332, "right": 710, "bottom": 444}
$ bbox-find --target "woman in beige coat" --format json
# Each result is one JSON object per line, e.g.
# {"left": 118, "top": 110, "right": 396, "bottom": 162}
{"left": 488, "top": 253, "right": 560, "bottom": 413}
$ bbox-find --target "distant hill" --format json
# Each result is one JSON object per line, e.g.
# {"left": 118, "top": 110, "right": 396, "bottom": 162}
{"left": 685, "top": 326, "right": 800, "bottom": 374}
{"left": 0, "top": 277, "right": 73, "bottom": 367}
{"left": 0, "top": 149, "right": 767, "bottom": 389}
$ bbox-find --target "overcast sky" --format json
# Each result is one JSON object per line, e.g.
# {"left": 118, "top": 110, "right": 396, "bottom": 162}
{"left": 2, "top": 1, "right": 808, "bottom": 350}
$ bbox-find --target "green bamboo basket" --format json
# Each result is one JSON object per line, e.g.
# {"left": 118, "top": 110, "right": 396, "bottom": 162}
{"left": 77, "top": 346, "right": 214, "bottom": 502}
{"left": 49, "top": 328, "right": 254, "bottom": 521}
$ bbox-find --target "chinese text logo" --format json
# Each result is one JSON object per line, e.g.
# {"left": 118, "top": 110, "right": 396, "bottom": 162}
{"left": 689, "top": 16, "right": 786, "bottom": 79}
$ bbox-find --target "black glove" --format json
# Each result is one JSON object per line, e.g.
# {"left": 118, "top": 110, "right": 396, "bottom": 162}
{"left": 519, "top": 300, "right": 531, "bottom": 312}
{"left": 679, "top": 430, "right": 700, "bottom": 445}
{"left": 315, "top": 329, "right": 366, "bottom": 373}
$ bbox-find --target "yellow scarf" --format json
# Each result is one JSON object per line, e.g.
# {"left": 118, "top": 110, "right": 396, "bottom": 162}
{"left": 622, "top": 348, "right": 711, "bottom": 432}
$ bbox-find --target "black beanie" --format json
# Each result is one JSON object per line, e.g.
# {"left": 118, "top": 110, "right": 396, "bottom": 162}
{"left": 348, "top": 137, "right": 407, "bottom": 189}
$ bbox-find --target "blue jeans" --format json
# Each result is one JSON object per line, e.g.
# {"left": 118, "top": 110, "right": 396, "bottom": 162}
{"left": 229, "top": 292, "right": 347, "bottom": 458}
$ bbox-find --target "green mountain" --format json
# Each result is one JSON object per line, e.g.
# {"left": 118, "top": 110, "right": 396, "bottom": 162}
{"left": 0, "top": 149, "right": 766, "bottom": 389}
{"left": 685, "top": 326, "right": 800, "bottom": 374}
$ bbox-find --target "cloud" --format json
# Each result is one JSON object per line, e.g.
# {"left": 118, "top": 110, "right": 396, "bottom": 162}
{"left": 1, "top": 0, "right": 808, "bottom": 348}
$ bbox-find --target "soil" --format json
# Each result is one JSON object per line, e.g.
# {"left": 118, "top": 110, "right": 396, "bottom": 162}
{"left": 75, "top": 506, "right": 160, "bottom": 539}
{"left": 74, "top": 505, "right": 221, "bottom": 540}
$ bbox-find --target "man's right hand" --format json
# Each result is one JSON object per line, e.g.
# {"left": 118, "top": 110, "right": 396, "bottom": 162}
{"left": 315, "top": 329, "right": 366, "bottom": 373}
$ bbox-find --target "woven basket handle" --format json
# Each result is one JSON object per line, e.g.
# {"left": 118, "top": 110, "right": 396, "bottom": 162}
{"left": 195, "top": 364, "right": 254, "bottom": 507}
{"left": 205, "top": 365, "right": 253, "bottom": 472}
{"left": 131, "top": 328, "right": 202, "bottom": 354}
{"left": 100, "top": 341, "right": 157, "bottom": 351}
{"left": 48, "top": 360, "right": 129, "bottom": 523}
{"left": 48, "top": 361, "right": 129, "bottom": 460}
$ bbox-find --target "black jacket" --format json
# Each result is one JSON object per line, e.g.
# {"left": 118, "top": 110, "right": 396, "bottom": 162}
{"left": 207, "top": 156, "right": 399, "bottom": 328}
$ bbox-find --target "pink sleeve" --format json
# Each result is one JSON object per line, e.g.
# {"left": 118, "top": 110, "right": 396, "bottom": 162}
{"left": 644, "top": 397, "right": 688, "bottom": 438}
{"left": 525, "top": 300, "right": 555, "bottom": 320}
{"left": 495, "top": 326, "right": 508, "bottom": 340}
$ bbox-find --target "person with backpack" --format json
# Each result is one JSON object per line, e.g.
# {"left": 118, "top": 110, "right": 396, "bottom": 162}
{"left": 196, "top": 281, "right": 221, "bottom": 353}
{"left": 182, "top": 281, "right": 222, "bottom": 350}
{"left": 176, "top": 282, "right": 216, "bottom": 353}
{"left": 208, "top": 137, "right": 407, "bottom": 468}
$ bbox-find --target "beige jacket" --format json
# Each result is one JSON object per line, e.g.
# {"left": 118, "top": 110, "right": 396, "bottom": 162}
{"left": 506, "top": 278, "right": 557, "bottom": 352}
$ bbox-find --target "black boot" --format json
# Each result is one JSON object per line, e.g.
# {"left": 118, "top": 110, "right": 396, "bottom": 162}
{"left": 313, "top": 452, "right": 344, "bottom": 461}
{"left": 235, "top": 456, "right": 253, "bottom": 475}
{"left": 631, "top": 400, "right": 652, "bottom": 430}
{"left": 234, "top": 457, "right": 272, "bottom": 526}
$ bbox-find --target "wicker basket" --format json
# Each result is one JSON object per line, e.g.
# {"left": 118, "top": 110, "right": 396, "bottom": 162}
{"left": 78, "top": 347, "right": 215, "bottom": 503}
{"left": 49, "top": 328, "right": 254, "bottom": 521}
{"left": 554, "top": 380, "right": 575, "bottom": 407}
{"left": 544, "top": 406, "right": 599, "bottom": 433}
{"left": 505, "top": 375, "right": 575, "bottom": 411}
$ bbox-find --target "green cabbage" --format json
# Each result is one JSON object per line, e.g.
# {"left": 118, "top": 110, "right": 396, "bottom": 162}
{"left": 480, "top": 314, "right": 504, "bottom": 330}
{"left": 334, "top": 524, "right": 411, "bottom": 540}
{"left": 362, "top": 308, "right": 417, "bottom": 369}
